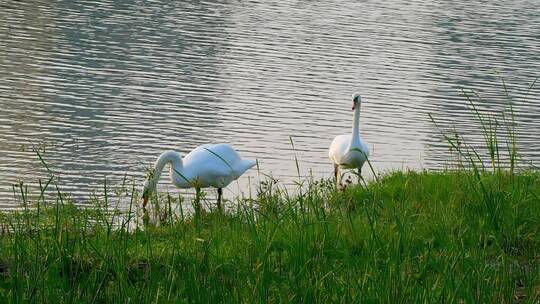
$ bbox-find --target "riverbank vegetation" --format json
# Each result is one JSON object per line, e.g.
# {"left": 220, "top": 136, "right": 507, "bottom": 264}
{"left": 1, "top": 81, "right": 539, "bottom": 303}
{"left": 1, "top": 169, "right": 540, "bottom": 303}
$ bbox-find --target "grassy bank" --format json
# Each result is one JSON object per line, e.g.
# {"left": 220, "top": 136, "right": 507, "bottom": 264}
{"left": 1, "top": 169, "right": 539, "bottom": 303}
{"left": 2, "top": 79, "right": 538, "bottom": 303}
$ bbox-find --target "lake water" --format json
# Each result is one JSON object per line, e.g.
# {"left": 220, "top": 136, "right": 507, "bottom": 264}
{"left": 1, "top": 0, "right": 539, "bottom": 208}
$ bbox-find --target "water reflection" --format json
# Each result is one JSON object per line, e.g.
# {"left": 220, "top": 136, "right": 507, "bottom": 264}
{"left": 0, "top": 0, "right": 538, "bottom": 207}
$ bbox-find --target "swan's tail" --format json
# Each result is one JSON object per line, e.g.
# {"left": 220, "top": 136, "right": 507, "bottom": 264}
{"left": 234, "top": 159, "right": 257, "bottom": 177}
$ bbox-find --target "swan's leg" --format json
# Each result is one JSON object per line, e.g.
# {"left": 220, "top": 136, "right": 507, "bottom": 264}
{"left": 334, "top": 164, "right": 340, "bottom": 188}
{"left": 195, "top": 187, "right": 202, "bottom": 213}
{"left": 217, "top": 188, "right": 223, "bottom": 210}
{"left": 358, "top": 167, "right": 364, "bottom": 185}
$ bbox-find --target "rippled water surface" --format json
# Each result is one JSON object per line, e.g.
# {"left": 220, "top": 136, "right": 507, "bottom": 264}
{"left": 1, "top": 0, "right": 539, "bottom": 207}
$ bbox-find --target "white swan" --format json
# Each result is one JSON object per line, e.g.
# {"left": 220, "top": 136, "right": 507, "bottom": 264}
{"left": 329, "top": 94, "right": 369, "bottom": 185}
{"left": 142, "top": 143, "right": 256, "bottom": 209}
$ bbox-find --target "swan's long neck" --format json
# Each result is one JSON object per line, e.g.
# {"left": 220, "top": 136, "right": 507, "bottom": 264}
{"left": 348, "top": 104, "right": 361, "bottom": 150}
{"left": 148, "top": 151, "right": 184, "bottom": 189}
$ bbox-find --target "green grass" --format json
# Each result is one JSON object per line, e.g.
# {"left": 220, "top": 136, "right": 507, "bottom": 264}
{"left": 2, "top": 79, "right": 539, "bottom": 303}
{"left": 1, "top": 169, "right": 540, "bottom": 303}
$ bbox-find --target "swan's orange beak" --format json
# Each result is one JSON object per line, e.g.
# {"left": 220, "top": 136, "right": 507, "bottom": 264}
{"left": 143, "top": 196, "right": 148, "bottom": 208}
{"left": 352, "top": 103, "right": 356, "bottom": 110}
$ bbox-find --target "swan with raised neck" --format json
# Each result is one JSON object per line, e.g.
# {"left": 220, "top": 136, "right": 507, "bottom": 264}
{"left": 328, "top": 93, "right": 370, "bottom": 185}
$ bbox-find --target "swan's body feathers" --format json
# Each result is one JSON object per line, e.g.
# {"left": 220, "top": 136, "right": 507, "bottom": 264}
{"left": 172, "top": 143, "right": 255, "bottom": 188}
{"left": 144, "top": 143, "right": 256, "bottom": 197}
{"left": 329, "top": 135, "right": 369, "bottom": 169}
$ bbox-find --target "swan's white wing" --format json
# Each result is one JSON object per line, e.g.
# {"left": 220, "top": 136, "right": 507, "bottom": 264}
{"left": 232, "top": 158, "right": 256, "bottom": 177}
{"left": 183, "top": 143, "right": 255, "bottom": 188}
{"left": 192, "top": 161, "right": 233, "bottom": 187}
{"left": 329, "top": 134, "right": 351, "bottom": 165}
{"left": 184, "top": 145, "right": 233, "bottom": 174}
{"left": 206, "top": 143, "right": 243, "bottom": 165}
{"left": 184, "top": 144, "right": 241, "bottom": 166}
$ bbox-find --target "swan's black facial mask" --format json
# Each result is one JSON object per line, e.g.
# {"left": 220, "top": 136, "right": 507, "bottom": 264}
{"left": 352, "top": 96, "right": 359, "bottom": 110}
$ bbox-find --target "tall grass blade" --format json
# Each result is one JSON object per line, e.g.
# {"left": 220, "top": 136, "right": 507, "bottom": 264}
{"left": 203, "top": 147, "right": 234, "bottom": 172}
{"left": 289, "top": 136, "right": 301, "bottom": 179}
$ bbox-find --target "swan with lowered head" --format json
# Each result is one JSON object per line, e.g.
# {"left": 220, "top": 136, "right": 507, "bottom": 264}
{"left": 142, "top": 143, "right": 256, "bottom": 209}
{"left": 329, "top": 94, "right": 369, "bottom": 185}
